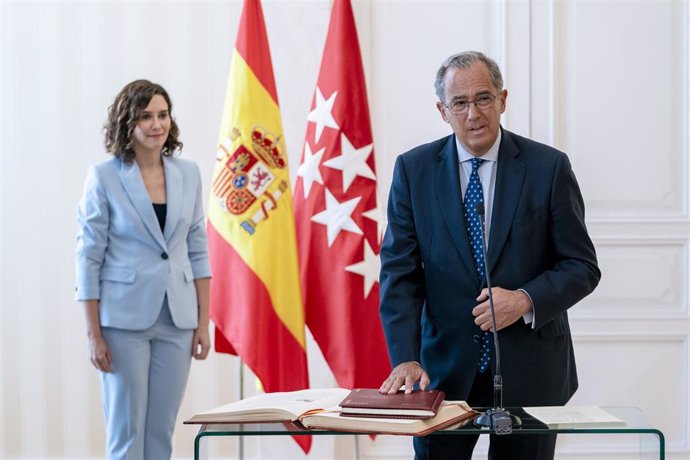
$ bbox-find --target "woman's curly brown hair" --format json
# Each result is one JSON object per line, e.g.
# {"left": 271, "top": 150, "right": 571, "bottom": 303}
{"left": 103, "top": 80, "right": 183, "bottom": 163}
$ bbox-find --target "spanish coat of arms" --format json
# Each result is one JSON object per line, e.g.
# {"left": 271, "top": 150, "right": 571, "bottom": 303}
{"left": 212, "top": 127, "right": 288, "bottom": 235}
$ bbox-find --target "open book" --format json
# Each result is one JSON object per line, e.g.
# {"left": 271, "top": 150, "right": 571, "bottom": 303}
{"left": 185, "top": 388, "right": 478, "bottom": 436}
{"left": 185, "top": 388, "right": 351, "bottom": 424}
{"left": 301, "top": 401, "right": 476, "bottom": 436}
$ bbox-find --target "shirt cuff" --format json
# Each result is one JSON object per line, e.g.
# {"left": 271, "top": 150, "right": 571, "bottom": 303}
{"left": 518, "top": 288, "right": 535, "bottom": 329}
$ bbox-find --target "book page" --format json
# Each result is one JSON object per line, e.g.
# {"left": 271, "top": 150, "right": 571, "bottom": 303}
{"left": 300, "top": 402, "right": 477, "bottom": 436}
{"left": 199, "top": 388, "right": 350, "bottom": 419}
{"left": 439, "top": 400, "right": 474, "bottom": 430}
{"left": 308, "top": 409, "right": 422, "bottom": 425}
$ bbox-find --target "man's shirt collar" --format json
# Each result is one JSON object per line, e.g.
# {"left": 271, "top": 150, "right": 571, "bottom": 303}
{"left": 455, "top": 129, "right": 501, "bottom": 163}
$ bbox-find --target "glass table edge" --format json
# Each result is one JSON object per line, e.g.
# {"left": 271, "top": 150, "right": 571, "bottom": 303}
{"left": 192, "top": 406, "right": 664, "bottom": 437}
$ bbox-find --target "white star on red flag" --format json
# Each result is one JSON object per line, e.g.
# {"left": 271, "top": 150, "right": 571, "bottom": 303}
{"left": 296, "top": 142, "right": 325, "bottom": 198}
{"left": 323, "top": 133, "right": 375, "bottom": 192}
{"left": 310, "top": 188, "right": 362, "bottom": 247}
{"left": 345, "top": 239, "right": 380, "bottom": 298}
{"left": 362, "top": 202, "right": 385, "bottom": 245}
{"left": 307, "top": 87, "right": 339, "bottom": 143}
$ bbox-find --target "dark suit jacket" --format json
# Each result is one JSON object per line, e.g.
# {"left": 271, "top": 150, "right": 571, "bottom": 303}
{"left": 379, "top": 128, "right": 600, "bottom": 406}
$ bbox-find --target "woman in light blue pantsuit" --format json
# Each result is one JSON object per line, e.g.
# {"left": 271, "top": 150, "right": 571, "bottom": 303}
{"left": 75, "top": 80, "right": 212, "bottom": 459}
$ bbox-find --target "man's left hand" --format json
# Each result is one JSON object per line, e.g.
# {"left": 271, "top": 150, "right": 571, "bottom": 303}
{"left": 472, "top": 287, "right": 532, "bottom": 331}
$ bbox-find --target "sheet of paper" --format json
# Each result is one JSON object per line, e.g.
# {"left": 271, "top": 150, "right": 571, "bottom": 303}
{"left": 523, "top": 406, "right": 625, "bottom": 427}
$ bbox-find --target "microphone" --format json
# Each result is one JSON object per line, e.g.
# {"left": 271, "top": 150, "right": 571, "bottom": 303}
{"left": 472, "top": 201, "right": 522, "bottom": 434}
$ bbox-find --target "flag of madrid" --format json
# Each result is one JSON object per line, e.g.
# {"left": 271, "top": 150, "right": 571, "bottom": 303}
{"left": 294, "top": 0, "right": 391, "bottom": 390}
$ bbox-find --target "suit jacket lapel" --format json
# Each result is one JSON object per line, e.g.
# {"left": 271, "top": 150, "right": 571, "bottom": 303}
{"left": 486, "top": 129, "right": 525, "bottom": 274}
{"left": 119, "top": 159, "right": 167, "bottom": 250}
{"left": 163, "top": 157, "right": 182, "bottom": 242}
{"left": 434, "top": 135, "right": 479, "bottom": 284}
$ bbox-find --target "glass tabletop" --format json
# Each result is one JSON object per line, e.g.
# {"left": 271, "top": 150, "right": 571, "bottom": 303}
{"left": 193, "top": 407, "right": 665, "bottom": 460}
{"left": 194, "top": 407, "right": 663, "bottom": 436}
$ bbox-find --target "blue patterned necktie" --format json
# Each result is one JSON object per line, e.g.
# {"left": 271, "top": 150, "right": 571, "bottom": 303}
{"left": 463, "top": 157, "right": 491, "bottom": 373}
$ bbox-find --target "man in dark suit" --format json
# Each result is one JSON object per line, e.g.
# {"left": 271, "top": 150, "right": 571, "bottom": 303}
{"left": 378, "top": 51, "right": 601, "bottom": 459}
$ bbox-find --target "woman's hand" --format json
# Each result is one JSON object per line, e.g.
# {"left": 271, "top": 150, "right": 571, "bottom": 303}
{"left": 82, "top": 300, "right": 112, "bottom": 372}
{"left": 88, "top": 334, "right": 113, "bottom": 372}
{"left": 192, "top": 278, "right": 211, "bottom": 360}
{"left": 192, "top": 327, "right": 211, "bottom": 360}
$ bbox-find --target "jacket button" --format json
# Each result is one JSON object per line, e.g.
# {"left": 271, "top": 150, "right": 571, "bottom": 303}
{"left": 161, "top": 252, "right": 168, "bottom": 259}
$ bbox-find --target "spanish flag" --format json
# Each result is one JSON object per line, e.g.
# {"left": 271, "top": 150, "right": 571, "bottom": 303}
{"left": 207, "top": 0, "right": 310, "bottom": 452}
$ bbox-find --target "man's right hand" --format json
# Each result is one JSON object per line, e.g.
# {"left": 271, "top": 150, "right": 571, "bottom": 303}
{"left": 379, "top": 361, "right": 430, "bottom": 394}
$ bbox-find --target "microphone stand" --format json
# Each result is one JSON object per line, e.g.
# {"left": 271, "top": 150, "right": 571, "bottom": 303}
{"left": 472, "top": 202, "right": 522, "bottom": 434}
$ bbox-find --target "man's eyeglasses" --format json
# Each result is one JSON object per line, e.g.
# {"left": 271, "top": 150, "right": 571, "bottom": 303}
{"left": 443, "top": 94, "right": 498, "bottom": 115}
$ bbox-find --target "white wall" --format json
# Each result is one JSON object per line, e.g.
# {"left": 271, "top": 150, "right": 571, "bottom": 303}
{"left": 1, "top": 0, "right": 688, "bottom": 459}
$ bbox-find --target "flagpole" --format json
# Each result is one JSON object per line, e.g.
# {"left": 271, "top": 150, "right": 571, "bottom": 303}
{"left": 238, "top": 358, "right": 244, "bottom": 460}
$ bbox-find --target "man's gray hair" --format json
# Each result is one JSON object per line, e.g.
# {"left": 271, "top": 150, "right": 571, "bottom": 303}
{"left": 434, "top": 51, "right": 504, "bottom": 102}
